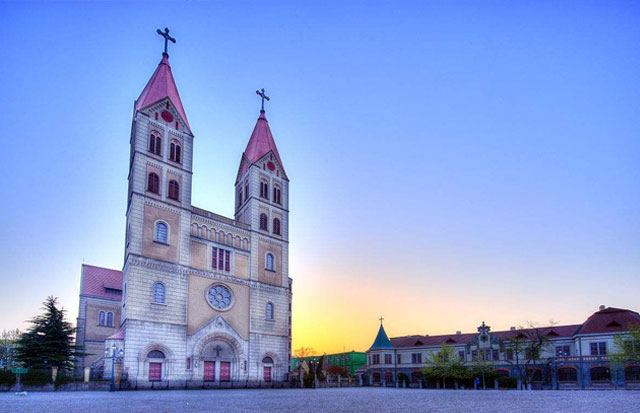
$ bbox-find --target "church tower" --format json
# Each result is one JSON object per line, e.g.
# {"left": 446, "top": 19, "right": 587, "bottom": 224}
{"left": 120, "top": 29, "right": 193, "bottom": 378}
{"left": 235, "top": 89, "right": 292, "bottom": 379}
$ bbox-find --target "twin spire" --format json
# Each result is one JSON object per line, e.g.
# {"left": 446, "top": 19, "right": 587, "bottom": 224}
{"left": 135, "top": 28, "right": 285, "bottom": 177}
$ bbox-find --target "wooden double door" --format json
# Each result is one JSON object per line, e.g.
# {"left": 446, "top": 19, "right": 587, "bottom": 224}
{"left": 203, "top": 361, "right": 231, "bottom": 382}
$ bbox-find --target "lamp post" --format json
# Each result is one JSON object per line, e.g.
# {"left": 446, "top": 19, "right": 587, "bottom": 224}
{"left": 105, "top": 344, "right": 124, "bottom": 392}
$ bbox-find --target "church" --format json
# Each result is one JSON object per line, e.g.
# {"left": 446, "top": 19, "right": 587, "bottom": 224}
{"left": 75, "top": 29, "right": 292, "bottom": 386}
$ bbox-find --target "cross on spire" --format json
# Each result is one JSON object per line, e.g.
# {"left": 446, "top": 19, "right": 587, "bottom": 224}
{"left": 379, "top": 316, "right": 384, "bottom": 325}
{"left": 256, "top": 88, "right": 270, "bottom": 112}
{"left": 156, "top": 27, "right": 176, "bottom": 56}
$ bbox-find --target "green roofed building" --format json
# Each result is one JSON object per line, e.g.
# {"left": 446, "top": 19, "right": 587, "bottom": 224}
{"left": 292, "top": 351, "right": 367, "bottom": 376}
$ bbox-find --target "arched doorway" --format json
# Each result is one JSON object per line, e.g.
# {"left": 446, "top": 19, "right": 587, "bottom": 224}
{"left": 262, "top": 357, "right": 274, "bottom": 382}
{"left": 147, "top": 350, "right": 165, "bottom": 382}
{"left": 199, "top": 340, "right": 236, "bottom": 382}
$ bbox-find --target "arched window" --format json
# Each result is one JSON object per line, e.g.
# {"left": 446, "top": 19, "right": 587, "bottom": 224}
{"left": 590, "top": 366, "right": 611, "bottom": 382}
{"left": 147, "top": 350, "right": 165, "bottom": 359}
{"left": 558, "top": 367, "right": 577, "bottom": 382}
{"left": 273, "top": 186, "right": 281, "bottom": 204}
{"left": 170, "top": 140, "right": 181, "bottom": 163}
{"left": 625, "top": 365, "right": 640, "bottom": 382}
{"left": 260, "top": 180, "right": 269, "bottom": 199}
{"left": 266, "top": 253, "right": 275, "bottom": 271}
{"left": 149, "top": 132, "right": 161, "bottom": 155}
{"left": 273, "top": 218, "right": 281, "bottom": 235}
{"left": 106, "top": 312, "right": 114, "bottom": 327}
{"left": 266, "top": 302, "right": 274, "bottom": 320}
{"left": 384, "top": 371, "right": 393, "bottom": 383}
{"left": 98, "top": 311, "right": 105, "bottom": 326}
{"left": 244, "top": 181, "right": 249, "bottom": 199}
{"left": 259, "top": 213, "right": 268, "bottom": 230}
{"left": 168, "top": 180, "right": 180, "bottom": 200}
{"left": 147, "top": 173, "right": 160, "bottom": 194}
{"left": 155, "top": 222, "right": 168, "bottom": 243}
{"left": 153, "top": 282, "right": 166, "bottom": 304}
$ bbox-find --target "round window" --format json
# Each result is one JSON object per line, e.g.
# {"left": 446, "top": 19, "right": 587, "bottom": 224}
{"left": 207, "top": 284, "right": 233, "bottom": 310}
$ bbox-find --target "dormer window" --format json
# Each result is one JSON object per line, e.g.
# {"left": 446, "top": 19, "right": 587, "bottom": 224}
{"left": 149, "top": 132, "right": 161, "bottom": 156}
{"left": 170, "top": 140, "right": 181, "bottom": 163}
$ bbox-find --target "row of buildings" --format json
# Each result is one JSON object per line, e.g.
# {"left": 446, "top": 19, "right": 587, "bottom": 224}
{"left": 361, "top": 306, "right": 640, "bottom": 390}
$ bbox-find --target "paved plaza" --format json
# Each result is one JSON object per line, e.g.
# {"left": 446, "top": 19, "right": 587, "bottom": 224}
{"left": 0, "top": 388, "right": 639, "bottom": 413}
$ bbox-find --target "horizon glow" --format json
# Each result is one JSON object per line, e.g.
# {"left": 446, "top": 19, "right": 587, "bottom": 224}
{"left": 0, "top": 1, "right": 638, "bottom": 355}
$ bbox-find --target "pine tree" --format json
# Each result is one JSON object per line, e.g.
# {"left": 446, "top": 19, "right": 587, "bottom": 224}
{"left": 15, "top": 296, "right": 83, "bottom": 371}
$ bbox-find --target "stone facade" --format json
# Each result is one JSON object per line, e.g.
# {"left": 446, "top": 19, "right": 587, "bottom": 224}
{"left": 80, "top": 51, "right": 292, "bottom": 386}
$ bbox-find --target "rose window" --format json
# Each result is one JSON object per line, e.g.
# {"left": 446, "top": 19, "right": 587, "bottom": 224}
{"left": 207, "top": 285, "right": 233, "bottom": 310}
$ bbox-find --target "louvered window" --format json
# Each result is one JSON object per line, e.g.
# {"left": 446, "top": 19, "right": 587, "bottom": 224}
{"left": 168, "top": 180, "right": 180, "bottom": 200}
{"left": 153, "top": 282, "right": 165, "bottom": 303}
{"left": 155, "top": 222, "right": 168, "bottom": 243}
{"left": 147, "top": 173, "right": 160, "bottom": 194}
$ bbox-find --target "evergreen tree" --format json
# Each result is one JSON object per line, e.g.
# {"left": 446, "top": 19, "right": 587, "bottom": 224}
{"left": 15, "top": 296, "right": 83, "bottom": 371}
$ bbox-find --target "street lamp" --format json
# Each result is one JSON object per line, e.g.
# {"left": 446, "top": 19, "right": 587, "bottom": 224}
{"left": 105, "top": 344, "right": 124, "bottom": 392}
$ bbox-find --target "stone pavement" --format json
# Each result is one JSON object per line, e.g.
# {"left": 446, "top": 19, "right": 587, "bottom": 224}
{"left": 0, "top": 387, "right": 638, "bottom": 413}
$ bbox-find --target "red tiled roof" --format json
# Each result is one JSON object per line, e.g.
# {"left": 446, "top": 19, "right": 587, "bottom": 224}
{"left": 242, "top": 111, "right": 287, "bottom": 179}
{"left": 135, "top": 54, "right": 191, "bottom": 133}
{"left": 390, "top": 324, "right": 582, "bottom": 348}
{"left": 385, "top": 307, "right": 638, "bottom": 349}
{"left": 391, "top": 333, "right": 477, "bottom": 348}
{"left": 81, "top": 264, "right": 122, "bottom": 301}
{"left": 106, "top": 330, "right": 124, "bottom": 340}
{"left": 577, "top": 307, "right": 640, "bottom": 335}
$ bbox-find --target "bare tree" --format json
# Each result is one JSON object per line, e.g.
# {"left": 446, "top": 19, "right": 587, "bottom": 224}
{"left": 504, "top": 321, "right": 554, "bottom": 390}
{"left": 293, "top": 347, "right": 316, "bottom": 358}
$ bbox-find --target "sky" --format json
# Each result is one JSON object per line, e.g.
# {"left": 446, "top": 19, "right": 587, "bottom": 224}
{"left": 0, "top": 1, "right": 639, "bottom": 355}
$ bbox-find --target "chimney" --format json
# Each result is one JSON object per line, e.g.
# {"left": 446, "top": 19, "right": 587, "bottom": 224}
{"left": 456, "top": 331, "right": 461, "bottom": 335}
{"left": 599, "top": 305, "right": 606, "bottom": 311}
{"left": 510, "top": 326, "right": 516, "bottom": 331}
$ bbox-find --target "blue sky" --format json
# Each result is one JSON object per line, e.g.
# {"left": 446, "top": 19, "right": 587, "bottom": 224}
{"left": 0, "top": 1, "right": 638, "bottom": 352}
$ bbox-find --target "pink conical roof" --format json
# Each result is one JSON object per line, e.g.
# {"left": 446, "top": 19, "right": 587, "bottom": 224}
{"left": 243, "top": 110, "right": 287, "bottom": 178}
{"left": 135, "top": 53, "right": 191, "bottom": 133}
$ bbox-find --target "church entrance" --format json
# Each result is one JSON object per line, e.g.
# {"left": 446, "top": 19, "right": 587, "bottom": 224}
{"left": 203, "top": 361, "right": 215, "bottom": 382}
{"left": 197, "top": 340, "right": 237, "bottom": 383}
{"left": 149, "top": 362, "right": 162, "bottom": 382}
{"left": 220, "top": 362, "right": 231, "bottom": 382}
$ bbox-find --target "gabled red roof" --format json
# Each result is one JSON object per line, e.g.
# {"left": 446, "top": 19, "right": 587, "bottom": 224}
{"left": 136, "top": 54, "right": 191, "bottom": 133}
{"left": 106, "top": 330, "right": 124, "bottom": 340}
{"left": 81, "top": 264, "right": 122, "bottom": 301}
{"left": 390, "top": 324, "right": 583, "bottom": 348}
{"left": 242, "top": 111, "right": 287, "bottom": 179}
{"left": 577, "top": 307, "right": 640, "bottom": 335}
